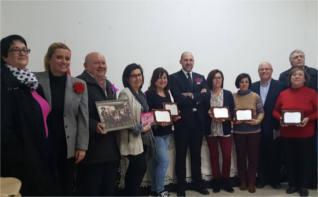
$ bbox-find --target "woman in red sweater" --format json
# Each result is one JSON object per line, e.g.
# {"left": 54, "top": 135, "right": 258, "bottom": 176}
{"left": 273, "top": 67, "right": 317, "bottom": 197}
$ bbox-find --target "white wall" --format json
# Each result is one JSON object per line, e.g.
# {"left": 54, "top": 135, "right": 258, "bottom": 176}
{"left": 1, "top": 0, "right": 317, "bottom": 91}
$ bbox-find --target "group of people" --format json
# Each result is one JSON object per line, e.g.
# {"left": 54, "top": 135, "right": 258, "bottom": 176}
{"left": 1, "top": 34, "right": 317, "bottom": 197}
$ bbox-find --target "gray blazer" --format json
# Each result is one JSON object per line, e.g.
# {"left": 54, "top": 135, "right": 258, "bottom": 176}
{"left": 36, "top": 71, "right": 89, "bottom": 158}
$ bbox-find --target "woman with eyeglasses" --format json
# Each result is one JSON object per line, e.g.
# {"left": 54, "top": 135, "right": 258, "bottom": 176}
{"left": 35, "top": 42, "right": 89, "bottom": 195}
{"left": 1, "top": 34, "right": 51, "bottom": 195}
{"left": 233, "top": 73, "right": 264, "bottom": 193}
{"left": 201, "top": 69, "right": 235, "bottom": 193}
{"left": 118, "top": 63, "right": 155, "bottom": 196}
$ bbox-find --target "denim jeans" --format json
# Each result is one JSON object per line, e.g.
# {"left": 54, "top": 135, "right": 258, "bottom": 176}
{"left": 151, "top": 135, "right": 171, "bottom": 193}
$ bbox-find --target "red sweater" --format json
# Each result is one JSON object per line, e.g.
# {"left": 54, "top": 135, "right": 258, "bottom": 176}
{"left": 273, "top": 86, "right": 318, "bottom": 138}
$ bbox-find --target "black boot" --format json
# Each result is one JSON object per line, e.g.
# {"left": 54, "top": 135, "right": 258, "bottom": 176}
{"left": 212, "top": 179, "right": 221, "bottom": 193}
{"left": 223, "top": 178, "right": 234, "bottom": 193}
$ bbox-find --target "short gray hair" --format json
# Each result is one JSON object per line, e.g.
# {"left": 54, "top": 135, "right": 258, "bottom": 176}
{"left": 289, "top": 49, "right": 305, "bottom": 62}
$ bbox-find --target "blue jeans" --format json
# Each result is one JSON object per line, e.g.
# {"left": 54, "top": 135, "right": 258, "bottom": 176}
{"left": 151, "top": 135, "right": 171, "bottom": 193}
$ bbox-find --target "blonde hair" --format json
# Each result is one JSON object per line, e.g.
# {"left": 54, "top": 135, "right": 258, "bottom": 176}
{"left": 44, "top": 42, "right": 71, "bottom": 71}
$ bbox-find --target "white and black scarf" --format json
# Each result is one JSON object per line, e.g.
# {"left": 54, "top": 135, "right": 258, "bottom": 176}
{"left": 6, "top": 64, "right": 39, "bottom": 90}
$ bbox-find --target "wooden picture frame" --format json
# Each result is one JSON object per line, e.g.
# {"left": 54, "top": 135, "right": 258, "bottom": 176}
{"left": 96, "top": 99, "right": 135, "bottom": 133}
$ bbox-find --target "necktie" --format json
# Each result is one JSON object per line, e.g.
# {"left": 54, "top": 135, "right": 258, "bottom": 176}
{"left": 187, "top": 72, "right": 193, "bottom": 89}
{"left": 187, "top": 72, "right": 192, "bottom": 83}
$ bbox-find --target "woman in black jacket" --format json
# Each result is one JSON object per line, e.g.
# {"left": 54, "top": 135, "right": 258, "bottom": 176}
{"left": 1, "top": 34, "right": 52, "bottom": 195}
{"left": 201, "top": 69, "right": 235, "bottom": 193}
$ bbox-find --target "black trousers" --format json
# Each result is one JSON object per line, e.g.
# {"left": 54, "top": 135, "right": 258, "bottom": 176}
{"left": 282, "top": 136, "right": 315, "bottom": 188}
{"left": 174, "top": 116, "right": 204, "bottom": 191}
{"left": 124, "top": 151, "right": 147, "bottom": 196}
{"left": 52, "top": 150, "right": 75, "bottom": 196}
{"left": 257, "top": 136, "right": 282, "bottom": 185}
{"left": 76, "top": 161, "right": 119, "bottom": 196}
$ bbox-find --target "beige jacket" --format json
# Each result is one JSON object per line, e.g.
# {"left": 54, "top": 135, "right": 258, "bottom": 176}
{"left": 117, "top": 88, "right": 144, "bottom": 156}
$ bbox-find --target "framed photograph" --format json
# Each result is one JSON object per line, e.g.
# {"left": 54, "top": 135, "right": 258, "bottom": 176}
{"left": 235, "top": 109, "right": 253, "bottom": 121}
{"left": 211, "top": 107, "right": 230, "bottom": 120}
{"left": 282, "top": 110, "right": 303, "bottom": 125}
{"left": 96, "top": 100, "right": 135, "bottom": 133}
{"left": 153, "top": 109, "right": 172, "bottom": 123}
{"left": 163, "top": 103, "right": 179, "bottom": 116}
{"left": 141, "top": 112, "right": 155, "bottom": 126}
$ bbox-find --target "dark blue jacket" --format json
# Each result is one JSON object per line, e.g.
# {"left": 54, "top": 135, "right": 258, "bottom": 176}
{"left": 251, "top": 79, "right": 284, "bottom": 140}
{"left": 169, "top": 70, "right": 207, "bottom": 133}
{"left": 201, "top": 89, "right": 234, "bottom": 136}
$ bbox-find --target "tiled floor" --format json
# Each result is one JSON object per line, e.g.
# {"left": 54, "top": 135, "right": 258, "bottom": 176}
{"left": 169, "top": 184, "right": 317, "bottom": 197}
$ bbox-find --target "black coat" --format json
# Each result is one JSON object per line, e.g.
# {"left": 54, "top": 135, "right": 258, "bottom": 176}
{"left": 169, "top": 70, "right": 208, "bottom": 134}
{"left": 1, "top": 64, "right": 51, "bottom": 195}
{"left": 77, "top": 71, "right": 120, "bottom": 163}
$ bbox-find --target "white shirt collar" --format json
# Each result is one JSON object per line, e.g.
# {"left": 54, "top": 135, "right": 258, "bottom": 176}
{"left": 182, "top": 69, "right": 192, "bottom": 79}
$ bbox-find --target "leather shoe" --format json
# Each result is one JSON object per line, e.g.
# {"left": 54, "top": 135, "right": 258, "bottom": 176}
{"left": 248, "top": 185, "right": 256, "bottom": 193}
{"left": 223, "top": 179, "right": 234, "bottom": 193}
{"left": 299, "top": 188, "right": 309, "bottom": 197}
{"left": 177, "top": 190, "right": 185, "bottom": 197}
{"left": 270, "top": 183, "right": 281, "bottom": 189}
{"left": 194, "top": 186, "right": 209, "bottom": 195}
{"left": 286, "top": 187, "right": 298, "bottom": 194}
{"left": 256, "top": 181, "right": 265, "bottom": 188}
{"left": 240, "top": 182, "right": 247, "bottom": 190}
{"left": 212, "top": 179, "right": 221, "bottom": 193}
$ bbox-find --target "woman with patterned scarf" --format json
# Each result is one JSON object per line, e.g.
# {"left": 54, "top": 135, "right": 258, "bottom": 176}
{"left": 0, "top": 34, "right": 52, "bottom": 195}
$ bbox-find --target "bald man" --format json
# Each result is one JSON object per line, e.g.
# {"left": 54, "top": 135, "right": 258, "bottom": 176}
{"left": 169, "top": 52, "right": 209, "bottom": 196}
{"left": 251, "top": 62, "right": 284, "bottom": 189}
{"left": 76, "top": 52, "right": 120, "bottom": 196}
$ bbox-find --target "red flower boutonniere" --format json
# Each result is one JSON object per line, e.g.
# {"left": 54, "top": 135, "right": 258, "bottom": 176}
{"left": 194, "top": 77, "right": 203, "bottom": 85}
{"left": 73, "top": 82, "right": 85, "bottom": 94}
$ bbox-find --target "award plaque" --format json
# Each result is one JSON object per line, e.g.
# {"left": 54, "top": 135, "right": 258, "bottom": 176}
{"left": 235, "top": 109, "right": 253, "bottom": 121}
{"left": 211, "top": 107, "right": 230, "bottom": 120}
{"left": 141, "top": 112, "right": 155, "bottom": 126}
{"left": 163, "top": 103, "right": 179, "bottom": 116}
{"left": 153, "top": 109, "right": 172, "bottom": 124}
{"left": 282, "top": 110, "right": 302, "bottom": 125}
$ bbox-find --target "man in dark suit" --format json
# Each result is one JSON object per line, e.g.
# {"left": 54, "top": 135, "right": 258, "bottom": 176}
{"left": 169, "top": 52, "right": 209, "bottom": 196}
{"left": 279, "top": 49, "right": 317, "bottom": 189}
{"left": 251, "top": 61, "right": 284, "bottom": 189}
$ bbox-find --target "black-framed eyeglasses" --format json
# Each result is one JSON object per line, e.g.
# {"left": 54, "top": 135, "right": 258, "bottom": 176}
{"left": 9, "top": 48, "right": 31, "bottom": 54}
{"left": 129, "top": 73, "right": 142, "bottom": 78}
